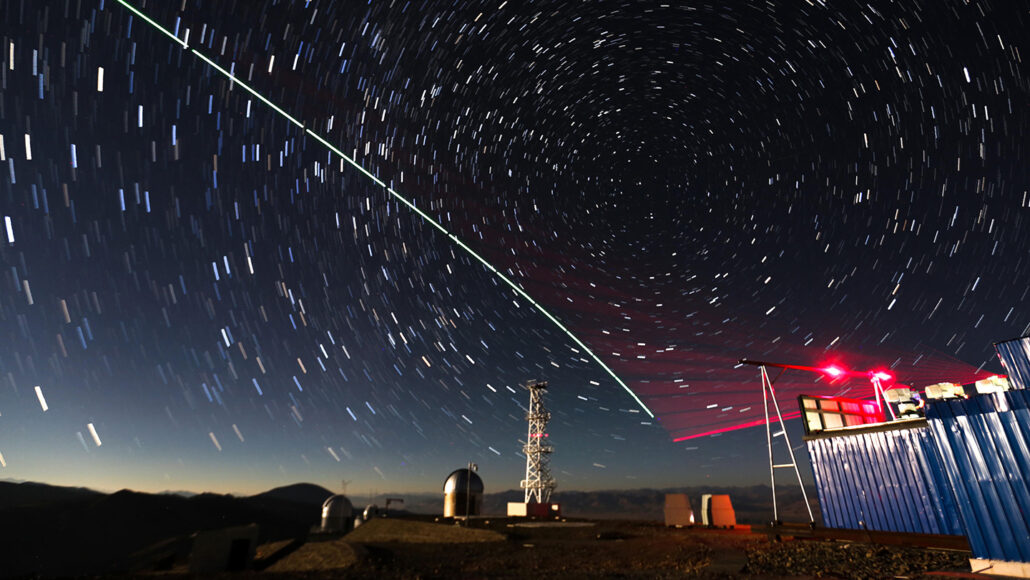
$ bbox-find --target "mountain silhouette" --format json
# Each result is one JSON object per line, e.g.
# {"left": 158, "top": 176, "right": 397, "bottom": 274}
{"left": 0, "top": 481, "right": 324, "bottom": 578}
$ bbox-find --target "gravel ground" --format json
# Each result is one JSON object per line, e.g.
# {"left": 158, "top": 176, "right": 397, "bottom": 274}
{"left": 743, "top": 540, "right": 972, "bottom": 579}
{"left": 345, "top": 518, "right": 506, "bottom": 544}
{"left": 142, "top": 518, "right": 977, "bottom": 579}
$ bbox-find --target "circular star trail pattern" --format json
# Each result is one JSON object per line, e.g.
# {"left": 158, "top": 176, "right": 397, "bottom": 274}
{"left": 0, "top": 0, "right": 1026, "bottom": 493}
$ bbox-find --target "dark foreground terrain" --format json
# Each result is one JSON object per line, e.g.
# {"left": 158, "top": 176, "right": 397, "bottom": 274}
{"left": 1, "top": 481, "right": 334, "bottom": 578}
{"left": 3, "top": 481, "right": 975, "bottom": 579}
{"left": 144, "top": 517, "right": 972, "bottom": 579}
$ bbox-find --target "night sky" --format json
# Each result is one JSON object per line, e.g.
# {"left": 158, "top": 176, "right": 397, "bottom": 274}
{"left": 0, "top": 0, "right": 1027, "bottom": 497}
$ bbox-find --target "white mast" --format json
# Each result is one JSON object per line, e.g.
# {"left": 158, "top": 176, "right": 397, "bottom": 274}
{"left": 520, "top": 380, "right": 556, "bottom": 503}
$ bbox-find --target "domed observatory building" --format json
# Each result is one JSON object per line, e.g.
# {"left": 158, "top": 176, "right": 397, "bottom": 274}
{"left": 320, "top": 494, "right": 354, "bottom": 533}
{"left": 443, "top": 468, "right": 483, "bottom": 518}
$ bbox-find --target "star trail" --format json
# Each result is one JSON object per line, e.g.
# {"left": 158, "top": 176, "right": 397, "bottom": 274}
{"left": 0, "top": 0, "right": 1026, "bottom": 494}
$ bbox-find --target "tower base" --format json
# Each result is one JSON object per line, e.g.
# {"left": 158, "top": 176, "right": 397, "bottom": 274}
{"left": 507, "top": 502, "right": 561, "bottom": 517}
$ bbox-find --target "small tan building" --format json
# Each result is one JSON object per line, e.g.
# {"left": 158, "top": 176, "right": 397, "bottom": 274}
{"left": 701, "top": 494, "right": 736, "bottom": 527}
{"left": 663, "top": 494, "right": 694, "bottom": 527}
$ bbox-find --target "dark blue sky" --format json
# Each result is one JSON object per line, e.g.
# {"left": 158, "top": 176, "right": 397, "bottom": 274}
{"left": 0, "top": 0, "right": 1026, "bottom": 496}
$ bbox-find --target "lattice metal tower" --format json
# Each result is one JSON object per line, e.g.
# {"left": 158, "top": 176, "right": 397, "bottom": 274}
{"left": 520, "top": 380, "right": 556, "bottom": 503}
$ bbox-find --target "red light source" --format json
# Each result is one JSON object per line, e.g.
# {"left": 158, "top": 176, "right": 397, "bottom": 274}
{"left": 822, "top": 365, "right": 845, "bottom": 378}
{"left": 871, "top": 371, "right": 893, "bottom": 381}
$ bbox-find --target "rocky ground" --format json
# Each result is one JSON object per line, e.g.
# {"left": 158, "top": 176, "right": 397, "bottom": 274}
{"left": 743, "top": 540, "right": 971, "bottom": 579}
{"left": 187, "top": 517, "right": 976, "bottom": 579}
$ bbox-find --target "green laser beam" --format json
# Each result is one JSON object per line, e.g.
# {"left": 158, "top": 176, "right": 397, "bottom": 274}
{"left": 193, "top": 51, "right": 305, "bottom": 129}
{"left": 113, "top": 0, "right": 655, "bottom": 418}
{"left": 115, "top": 0, "right": 187, "bottom": 48}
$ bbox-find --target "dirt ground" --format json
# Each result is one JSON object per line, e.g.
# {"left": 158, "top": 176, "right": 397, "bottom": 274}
{"left": 233, "top": 517, "right": 973, "bottom": 579}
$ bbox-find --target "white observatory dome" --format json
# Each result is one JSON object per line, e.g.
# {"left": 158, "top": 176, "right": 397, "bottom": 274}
{"left": 443, "top": 469, "right": 484, "bottom": 517}
{"left": 443, "top": 469, "right": 484, "bottom": 494}
{"left": 320, "top": 494, "right": 354, "bottom": 533}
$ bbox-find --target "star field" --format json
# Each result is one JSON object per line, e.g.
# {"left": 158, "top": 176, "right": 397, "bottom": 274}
{"left": 0, "top": 0, "right": 1027, "bottom": 494}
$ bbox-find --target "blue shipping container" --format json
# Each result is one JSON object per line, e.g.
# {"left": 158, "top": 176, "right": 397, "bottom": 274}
{"left": 995, "top": 336, "right": 1030, "bottom": 391}
{"left": 924, "top": 390, "right": 1030, "bottom": 562}
{"left": 806, "top": 421, "right": 963, "bottom": 535}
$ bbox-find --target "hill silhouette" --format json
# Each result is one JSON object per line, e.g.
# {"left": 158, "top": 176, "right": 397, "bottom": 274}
{"left": 0, "top": 480, "right": 101, "bottom": 510}
{"left": 252, "top": 482, "right": 335, "bottom": 506}
{"left": 0, "top": 481, "right": 325, "bottom": 578}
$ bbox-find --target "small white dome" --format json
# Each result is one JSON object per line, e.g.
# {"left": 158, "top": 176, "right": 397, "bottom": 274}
{"left": 322, "top": 494, "right": 353, "bottom": 519}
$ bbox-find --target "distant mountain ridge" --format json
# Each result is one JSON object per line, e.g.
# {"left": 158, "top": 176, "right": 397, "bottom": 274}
{"left": 0, "top": 480, "right": 102, "bottom": 509}
{"left": 0, "top": 480, "right": 328, "bottom": 578}
{"left": 156, "top": 489, "right": 198, "bottom": 497}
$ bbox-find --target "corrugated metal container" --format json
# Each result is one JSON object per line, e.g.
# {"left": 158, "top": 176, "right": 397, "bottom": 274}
{"left": 924, "top": 390, "right": 1030, "bottom": 562}
{"left": 806, "top": 420, "right": 963, "bottom": 535}
{"left": 995, "top": 336, "right": 1030, "bottom": 390}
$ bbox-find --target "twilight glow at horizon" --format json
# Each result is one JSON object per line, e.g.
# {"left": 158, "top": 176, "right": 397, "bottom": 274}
{"left": 0, "top": 0, "right": 1025, "bottom": 495}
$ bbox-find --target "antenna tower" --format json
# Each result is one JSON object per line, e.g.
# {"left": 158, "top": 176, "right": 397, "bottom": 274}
{"left": 520, "top": 380, "right": 556, "bottom": 503}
